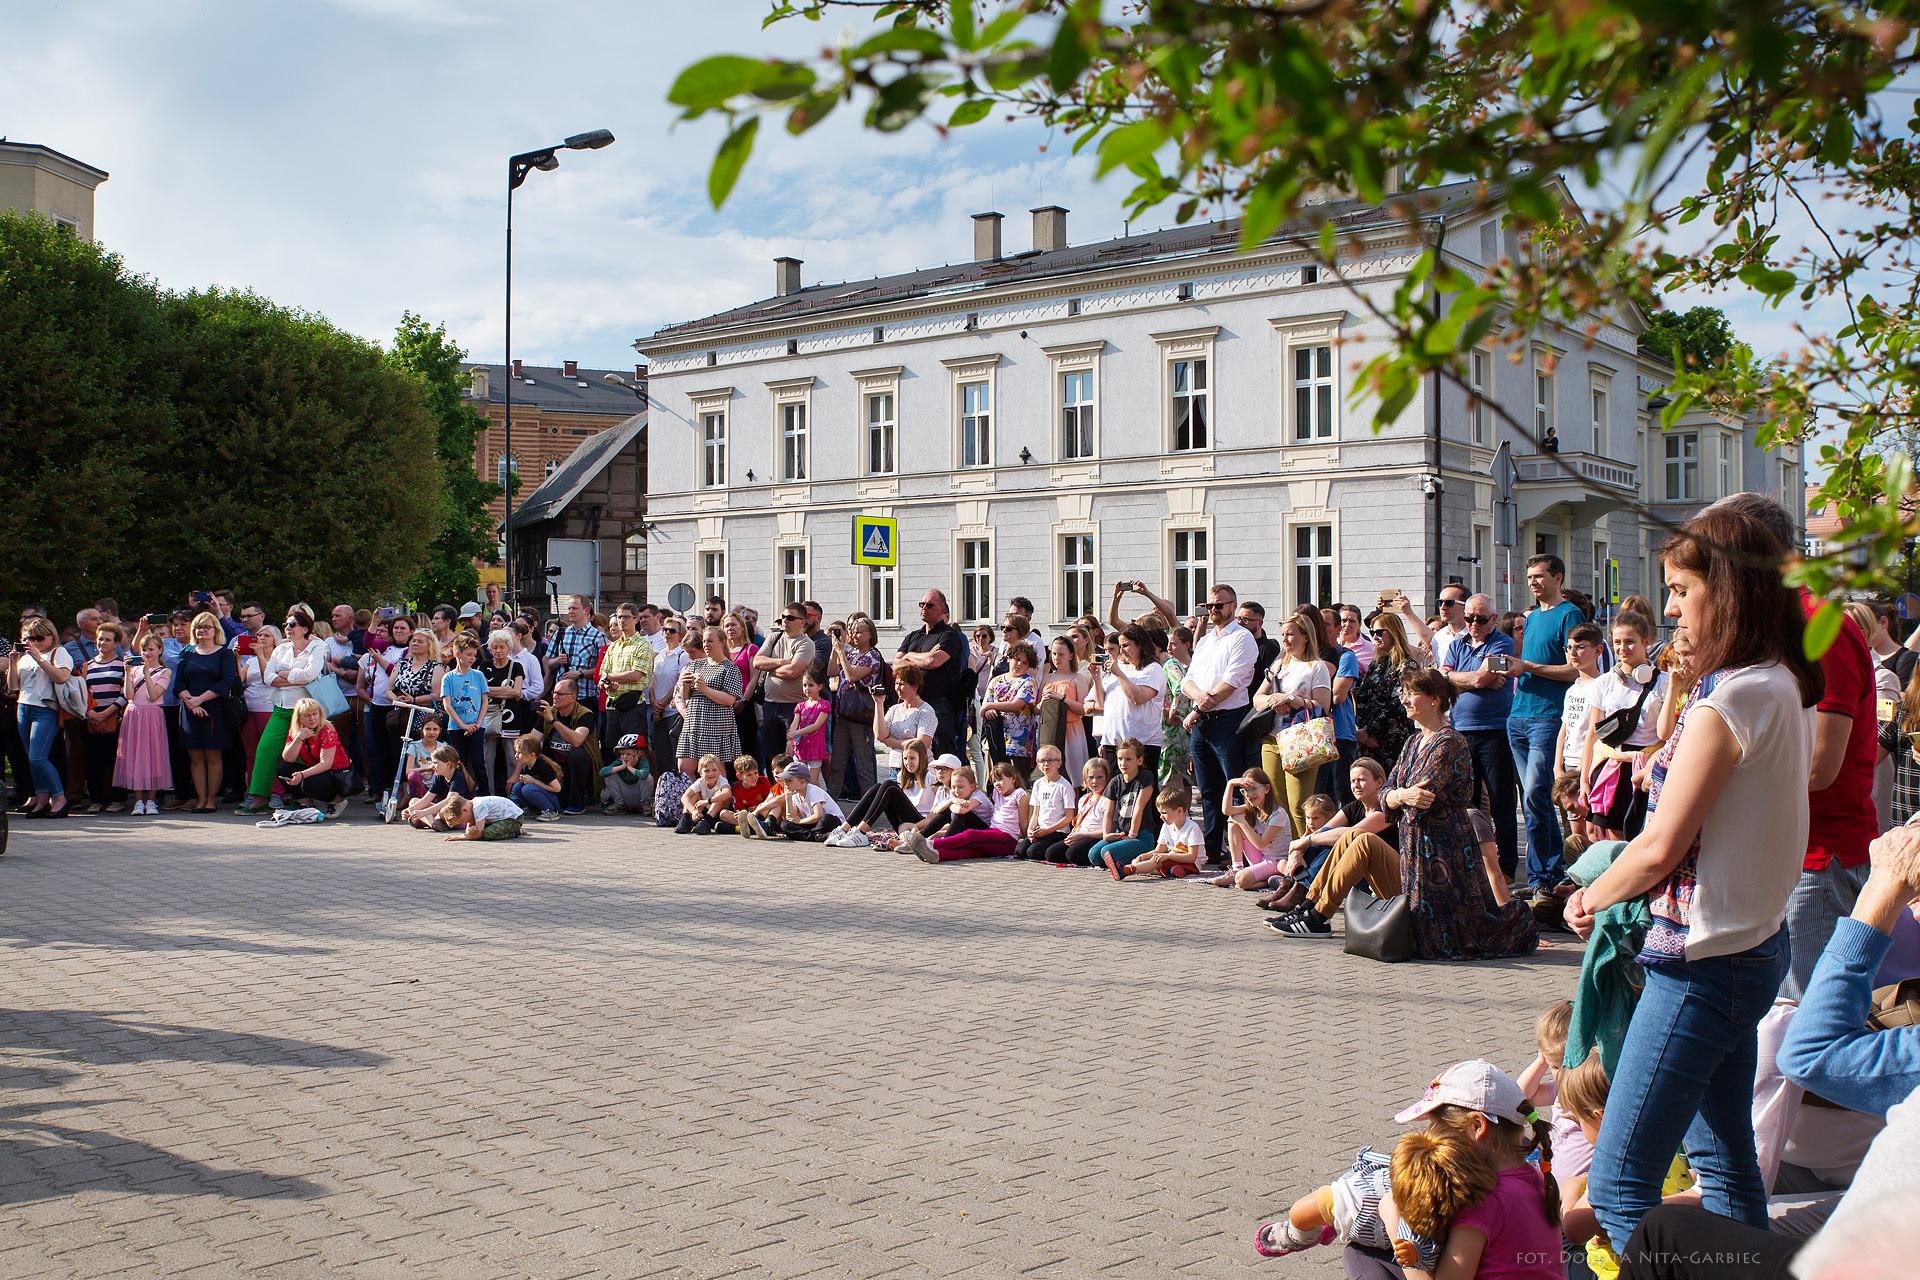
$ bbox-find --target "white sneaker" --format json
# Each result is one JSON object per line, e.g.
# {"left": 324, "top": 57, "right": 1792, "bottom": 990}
{"left": 841, "top": 828, "right": 871, "bottom": 848}
{"left": 823, "top": 827, "right": 848, "bottom": 847}
{"left": 141, "top": 800, "right": 157, "bottom": 816}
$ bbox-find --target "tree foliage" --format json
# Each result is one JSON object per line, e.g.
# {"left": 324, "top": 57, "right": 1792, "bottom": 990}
{"left": 0, "top": 212, "right": 443, "bottom": 625}
{"left": 389, "top": 312, "right": 501, "bottom": 612}
{"left": 1639, "top": 305, "right": 1746, "bottom": 372}
{"left": 674, "top": 0, "right": 1920, "bottom": 628}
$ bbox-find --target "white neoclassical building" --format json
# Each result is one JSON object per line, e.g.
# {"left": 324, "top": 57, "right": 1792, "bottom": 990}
{"left": 634, "top": 181, "right": 1801, "bottom": 636}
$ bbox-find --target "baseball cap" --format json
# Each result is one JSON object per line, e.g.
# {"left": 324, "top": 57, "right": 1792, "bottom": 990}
{"left": 778, "top": 762, "right": 812, "bottom": 781}
{"left": 459, "top": 602, "right": 483, "bottom": 619}
{"left": 932, "top": 754, "right": 964, "bottom": 771}
{"left": 1393, "top": 1059, "right": 1533, "bottom": 1128}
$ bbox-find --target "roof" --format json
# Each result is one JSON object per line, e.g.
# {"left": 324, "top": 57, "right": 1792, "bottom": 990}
{"left": 503, "top": 414, "right": 646, "bottom": 532}
{"left": 463, "top": 362, "right": 645, "bottom": 416}
{"left": 0, "top": 141, "right": 109, "bottom": 185}
{"left": 646, "top": 180, "right": 1492, "bottom": 342}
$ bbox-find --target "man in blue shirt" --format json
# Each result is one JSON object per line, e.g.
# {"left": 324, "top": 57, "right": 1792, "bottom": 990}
{"left": 1507, "top": 554, "right": 1587, "bottom": 891}
{"left": 1442, "top": 595, "right": 1519, "bottom": 881}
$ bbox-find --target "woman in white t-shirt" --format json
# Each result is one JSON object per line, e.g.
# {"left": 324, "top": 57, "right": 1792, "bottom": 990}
{"left": 870, "top": 664, "right": 938, "bottom": 780}
{"left": 1253, "top": 615, "right": 1333, "bottom": 840}
{"left": 1578, "top": 612, "right": 1671, "bottom": 838}
{"left": 9, "top": 616, "right": 76, "bottom": 817}
{"left": 1085, "top": 623, "right": 1168, "bottom": 775}
{"left": 1568, "top": 499, "right": 1823, "bottom": 1251}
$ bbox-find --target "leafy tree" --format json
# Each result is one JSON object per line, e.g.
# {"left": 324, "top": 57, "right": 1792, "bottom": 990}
{"left": 0, "top": 211, "right": 443, "bottom": 625}
{"left": 389, "top": 312, "right": 501, "bottom": 612}
{"left": 673, "top": 0, "right": 1920, "bottom": 643}
{"left": 1639, "top": 306, "right": 1745, "bottom": 373}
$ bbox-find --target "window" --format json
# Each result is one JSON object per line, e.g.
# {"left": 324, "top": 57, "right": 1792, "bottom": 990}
{"left": 867, "top": 564, "right": 896, "bottom": 625}
{"left": 1293, "top": 346, "right": 1334, "bottom": 440}
{"left": 780, "top": 402, "right": 807, "bottom": 481}
{"left": 1067, "top": 298, "right": 1081, "bottom": 316}
{"left": 1782, "top": 460, "right": 1798, "bottom": 506}
{"left": 624, "top": 533, "right": 645, "bottom": 573}
{"left": 1061, "top": 371, "right": 1095, "bottom": 460}
{"left": 1470, "top": 350, "right": 1489, "bottom": 446}
{"left": 866, "top": 392, "right": 896, "bottom": 475}
{"left": 961, "top": 383, "right": 990, "bottom": 468}
{"left": 1591, "top": 387, "right": 1607, "bottom": 456}
{"left": 1664, "top": 432, "right": 1699, "bottom": 501}
{"left": 1473, "top": 527, "right": 1489, "bottom": 596}
{"left": 959, "top": 539, "right": 992, "bottom": 624}
{"left": 1062, "top": 535, "right": 1095, "bottom": 620}
{"left": 701, "top": 550, "right": 727, "bottom": 604}
{"left": 1170, "top": 530, "right": 1210, "bottom": 618}
{"left": 543, "top": 458, "right": 560, "bottom": 479}
{"left": 779, "top": 546, "right": 808, "bottom": 607}
{"left": 1293, "top": 524, "right": 1334, "bottom": 609}
{"left": 1171, "top": 358, "right": 1208, "bottom": 451}
{"left": 1479, "top": 220, "right": 1498, "bottom": 263}
{"left": 1535, "top": 370, "right": 1553, "bottom": 442}
{"left": 1718, "top": 435, "right": 1731, "bottom": 497}
{"left": 701, "top": 412, "right": 726, "bottom": 488}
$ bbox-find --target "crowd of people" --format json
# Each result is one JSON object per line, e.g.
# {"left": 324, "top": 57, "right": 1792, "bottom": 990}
{"left": 9, "top": 490, "right": 1920, "bottom": 1276}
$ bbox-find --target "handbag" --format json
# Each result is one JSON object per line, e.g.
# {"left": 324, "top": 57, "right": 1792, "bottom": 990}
{"left": 223, "top": 692, "right": 248, "bottom": 731}
{"left": 1343, "top": 884, "right": 1413, "bottom": 963}
{"left": 1273, "top": 709, "right": 1338, "bottom": 773}
{"left": 309, "top": 672, "right": 351, "bottom": 719}
{"left": 1237, "top": 702, "right": 1277, "bottom": 742}
{"left": 1868, "top": 977, "right": 1920, "bottom": 1030}
{"left": 835, "top": 679, "right": 876, "bottom": 724}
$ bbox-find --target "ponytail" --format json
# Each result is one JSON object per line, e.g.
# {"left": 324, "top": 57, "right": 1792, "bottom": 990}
{"left": 1524, "top": 1114, "right": 1561, "bottom": 1227}
{"left": 431, "top": 743, "right": 478, "bottom": 794}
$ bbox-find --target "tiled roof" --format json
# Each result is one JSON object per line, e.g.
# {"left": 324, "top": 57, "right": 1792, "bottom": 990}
{"left": 462, "top": 363, "right": 644, "bottom": 416}
{"left": 503, "top": 415, "right": 646, "bottom": 532}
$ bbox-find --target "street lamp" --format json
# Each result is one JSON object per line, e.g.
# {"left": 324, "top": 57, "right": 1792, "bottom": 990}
{"left": 503, "top": 128, "right": 615, "bottom": 611}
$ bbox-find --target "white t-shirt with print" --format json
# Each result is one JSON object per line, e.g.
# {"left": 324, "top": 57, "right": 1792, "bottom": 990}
{"left": 14, "top": 645, "right": 73, "bottom": 708}
{"left": 469, "top": 795, "right": 523, "bottom": 824}
{"left": 1561, "top": 675, "right": 1598, "bottom": 769}
{"left": 1029, "top": 775, "right": 1076, "bottom": 829}
{"left": 1160, "top": 817, "right": 1205, "bottom": 860}
{"left": 1589, "top": 668, "right": 1670, "bottom": 750}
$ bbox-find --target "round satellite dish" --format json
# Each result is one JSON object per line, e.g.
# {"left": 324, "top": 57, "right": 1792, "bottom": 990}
{"left": 667, "top": 582, "right": 696, "bottom": 612}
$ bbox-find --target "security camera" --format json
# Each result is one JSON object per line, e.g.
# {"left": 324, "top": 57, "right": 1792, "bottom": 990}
{"left": 1417, "top": 475, "right": 1442, "bottom": 498}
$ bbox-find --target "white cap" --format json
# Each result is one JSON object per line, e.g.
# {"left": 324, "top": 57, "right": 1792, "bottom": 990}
{"left": 1393, "top": 1059, "right": 1534, "bottom": 1128}
{"left": 932, "top": 754, "right": 964, "bottom": 771}
{"left": 459, "top": 602, "right": 483, "bottom": 618}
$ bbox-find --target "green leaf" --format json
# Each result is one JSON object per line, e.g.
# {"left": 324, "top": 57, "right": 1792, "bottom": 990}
{"left": 1048, "top": 8, "right": 1090, "bottom": 94}
{"left": 984, "top": 50, "right": 1046, "bottom": 91}
{"left": 1095, "top": 119, "right": 1167, "bottom": 177}
{"left": 708, "top": 116, "right": 758, "bottom": 209}
{"left": 1737, "top": 262, "right": 1797, "bottom": 299}
{"left": 786, "top": 90, "right": 839, "bottom": 135}
{"left": 948, "top": 97, "right": 992, "bottom": 127}
{"left": 669, "top": 56, "right": 775, "bottom": 113}
{"left": 950, "top": 0, "right": 976, "bottom": 51}
{"left": 1803, "top": 599, "right": 1843, "bottom": 661}
{"left": 979, "top": 7, "right": 1023, "bottom": 45}
{"left": 868, "top": 73, "right": 935, "bottom": 132}
{"left": 750, "top": 64, "right": 817, "bottom": 102}
{"left": 852, "top": 26, "right": 947, "bottom": 59}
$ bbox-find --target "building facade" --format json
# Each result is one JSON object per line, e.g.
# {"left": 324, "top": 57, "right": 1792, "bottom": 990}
{"left": 502, "top": 416, "right": 649, "bottom": 612}
{"left": 636, "top": 186, "right": 1802, "bottom": 637}
{"left": 0, "top": 142, "right": 108, "bottom": 241}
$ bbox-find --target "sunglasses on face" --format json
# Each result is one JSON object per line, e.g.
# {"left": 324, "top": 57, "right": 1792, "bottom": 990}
{"left": 1465, "top": 614, "right": 1494, "bottom": 624}
{"left": 1206, "top": 601, "right": 1233, "bottom": 612}
{"left": 1369, "top": 629, "right": 1391, "bottom": 639}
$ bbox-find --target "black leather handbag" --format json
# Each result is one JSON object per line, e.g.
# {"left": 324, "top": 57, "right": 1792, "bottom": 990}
{"left": 1237, "top": 702, "right": 1277, "bottom": 742}
{"left": 1343, "top": 885, "right": 1412, "bottom": 963}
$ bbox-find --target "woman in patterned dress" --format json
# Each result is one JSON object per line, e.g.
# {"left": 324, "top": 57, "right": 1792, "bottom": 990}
{"left": 676, "top": 625, "right": 743, "bottom": 769}
{"left": 1353, "top": 611, "right": 1420, "bottom": 777}
{"left": 1381, "top": 665, "right": 1537, "bottom": 961}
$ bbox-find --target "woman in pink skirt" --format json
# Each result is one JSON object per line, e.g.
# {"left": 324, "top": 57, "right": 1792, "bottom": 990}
{"left": 116, "top": 634, "right": 174, "bottom": 814}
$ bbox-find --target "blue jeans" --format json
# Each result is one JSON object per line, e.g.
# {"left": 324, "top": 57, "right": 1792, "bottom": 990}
{"left": 509, "top": 781, "right": 558, "bottom": 813}
{"left": 1780, "top": 860, "right": 1870, "bottom": 1002}
{"left": 1589, "top": 928, "right": 1789, "bottom": 1249}
{"left": 1506, "top": 714, "right": 1562, "bottom": 887}
{"left": 18, "top": 703, "right": 63, "bottom": 797}
{"left": 1086, "top": 834, "right": 1156, "bottom": 868}
{"left": 1190, "top": 709, "right": 1249, "bottom": 863}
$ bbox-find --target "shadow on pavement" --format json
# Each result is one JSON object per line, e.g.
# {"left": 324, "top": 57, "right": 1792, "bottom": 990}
{"left": 0, "top": 1008, "right": 388, "bottom": 1070}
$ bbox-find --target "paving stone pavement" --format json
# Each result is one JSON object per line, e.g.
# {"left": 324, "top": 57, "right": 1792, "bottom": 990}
{"left": 0, "top": 812, "right": 1581, "bottom": 1278}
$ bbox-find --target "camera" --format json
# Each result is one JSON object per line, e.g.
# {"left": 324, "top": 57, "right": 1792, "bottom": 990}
{"left": 1487, "top": 654, "right": 1514, "bottom": 674}
{"left": 146, "top": 613, "right": 168, "bottom": 626}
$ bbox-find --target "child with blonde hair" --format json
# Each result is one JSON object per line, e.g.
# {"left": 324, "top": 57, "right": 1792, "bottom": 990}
{"left": 404, "top": 743, "right": 476, "bottom": 828}
{"left": 1036, "top": 757, "right": 1110, "bottom": 865}
{"left": 676, "top": 754, "right": 733, "bottom": 835}
{"left": 1109, "top": 787, "right": 1201, "bottom": 880}
{"left": 1553, "top": 1052, "right": 1696, "bottom": 1280}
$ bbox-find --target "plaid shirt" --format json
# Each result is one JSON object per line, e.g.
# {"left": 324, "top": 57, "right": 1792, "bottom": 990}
{"left": 553, "top": 624, "right": 610, "bottom": 704}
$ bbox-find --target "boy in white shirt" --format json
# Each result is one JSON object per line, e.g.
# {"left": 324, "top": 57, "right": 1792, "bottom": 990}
{"left": 676, "top": 754, "right": 733, "bottom": 836}
{"left": 1553, "top": 622, "right": 1606, "bottom": 785}
{"left": 1020, "top": 745, "right": 1077, "bottom": 860}
{"left": 1111, "top": 788, "right": 1203, "bottom": 880}
{"left": 764, "top": 761, "right": 843, "bottom": 842}
{"left": 441, "top": 793, "right": 524, "bottom": 840}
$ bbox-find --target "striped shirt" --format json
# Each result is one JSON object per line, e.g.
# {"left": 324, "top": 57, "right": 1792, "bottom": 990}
{"left": 85, "top": 655, "right": 128, "bottom": 714}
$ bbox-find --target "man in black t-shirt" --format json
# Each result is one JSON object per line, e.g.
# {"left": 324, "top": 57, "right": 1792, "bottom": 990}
{"left": 895, "top": 590, "right": 969, "bottom": 757}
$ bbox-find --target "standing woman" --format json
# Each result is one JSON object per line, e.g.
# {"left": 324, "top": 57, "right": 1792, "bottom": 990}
{"left": 81, "top": 622, "right": 129, "bottom": 813}
{"left": 1570, "top": 502, "right": 1821, "bottom": 1250}
{"left": 236, "top": 624, "right": 281, "bottom": 780}
{"left": 357, "top": 618, "right": 394, "bottom": 805}
{"left": 174, "top": 611, "right": 240, "bottom": 812}
{"left": 1253, "top": 616, "right": 1332, "bottom": 839}
{"left": 980, "top": 642, "right": 1040, "bottom": 783}
{"left": 8, "top": 616, "right": 75, "bottom": 817}
{"left": 237, "top": 608, "right": 325, "bottom": 815}
{"left": 1039, "top": 637, "right": 1091, "bottom": 786}
{"left": 385, "top": 620, "right": 444, "bottom": 771}
{"left": 826, "top": 617, "right": 884, "bottom": 801}
{"left": 1354, "top": 612, "right": 1421, "bottom": 775}
{"left": 1296, "top": 606, "right": 1359, "bottom": 804}
{"left": 723, "top": 611, "right": 760, "bottom": 767}
{"left": 1160, "top": 625, "right": 1194, "bottom": 791}
{"left": 116, "top": 633, "right": 173, "bottom": 814}
{"left": 675, "top": 625, "right": 742, "bottom": 773}
{"left": 1379, "top": 666, "right": 1537, "bottom": 959}
{"left": 1085, "top": 623, "right": 1168, "bottom": 779}
{"left": 482, "top": 631, "right": 524, "bottom": 795}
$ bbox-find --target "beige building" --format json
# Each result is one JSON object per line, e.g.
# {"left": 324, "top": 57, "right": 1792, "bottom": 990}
{"left": 0, "top": 142, "right": 108, "bottom": 240}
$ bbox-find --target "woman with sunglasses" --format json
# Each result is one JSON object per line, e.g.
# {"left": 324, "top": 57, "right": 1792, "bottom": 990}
{"left": 1352, "top": 612, "right": 1420, "bottom": 789}
{"left": 236, "top": 609, "right": 327, "bottom": 815}
{"left": 9, "top": 615, "right": 76, "bottom": 817}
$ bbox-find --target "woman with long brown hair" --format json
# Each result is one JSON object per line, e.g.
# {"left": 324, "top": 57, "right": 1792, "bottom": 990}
{"left": 1569, "top": 497, "right": 1822, "bottom": 1251}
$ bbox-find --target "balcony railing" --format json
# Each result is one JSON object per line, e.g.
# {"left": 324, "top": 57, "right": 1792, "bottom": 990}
{"left": 1515, "top": 451, "right": 1637, "bottom": 493}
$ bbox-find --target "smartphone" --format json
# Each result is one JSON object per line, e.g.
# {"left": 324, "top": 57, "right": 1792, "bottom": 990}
{"left": 1487, "top": 654, "right": 1514, "bottom": 674}
{"left": 146, "top": 612, "right": 168, "bottom": 626}
{"left": 1377, "top": 590, "right": 1399, "bottom": 613}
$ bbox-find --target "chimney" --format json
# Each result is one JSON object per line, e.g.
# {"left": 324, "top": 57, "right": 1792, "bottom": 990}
{"left": 635, "top": 364, "right": 648, "bottom": 382}
{"left": 469, "top": 367, "right": 488, "bottom": 399}
{"left": 972, "top": 211, "right": 1003, "bottom": 261}
{"left": 563, "top": 359, "right": 578, "bottom": 378}
{"left": 1031, "top": 205, "right": 1068, "bottom": 253}
{"left": 775, "top": 256, "right": 803, "bottom": 296}
{"left": 511, "top": 358, "right": 523, "bottom": 379}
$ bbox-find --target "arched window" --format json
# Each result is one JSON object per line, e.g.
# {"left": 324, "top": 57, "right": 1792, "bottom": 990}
{"left": 624, "top": 533, "right": 645, "bottom": 573}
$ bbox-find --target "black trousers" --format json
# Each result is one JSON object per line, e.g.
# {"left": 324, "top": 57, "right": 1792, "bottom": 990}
{"left": 276, "top": 758, "right": 344, "bottom": 805}
{"left": 554, "top": 748, "right": 596, "bottom": 810}
{"left": 1027, "top": 830, "right": 1084, "bottom": 862}
{"left": 84, "top": 728, "right": 123, "bottom": 803}
{"left": 1461, "top": 726, "right": 1520, "bottom": 878}
{"left": 1618, "top": 1205, "right": 1798, "bottom": 1280}
{"left": 844, "top": 780, "right": 924, "bottom": 830}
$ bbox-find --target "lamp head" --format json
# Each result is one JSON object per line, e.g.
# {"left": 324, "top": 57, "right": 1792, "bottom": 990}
{"left": 565, "top": 129, "right": 615, "bottom": 150}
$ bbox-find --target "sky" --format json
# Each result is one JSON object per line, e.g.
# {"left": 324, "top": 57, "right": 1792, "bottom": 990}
{"left": 0, "top": 0, "right": 1896, "bottom": 406}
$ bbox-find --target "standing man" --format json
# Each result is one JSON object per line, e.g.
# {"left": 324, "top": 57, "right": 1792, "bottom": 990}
{"left": 1182, "top": 584, "right": 1258, "bottom": 869}
{"left": 210, "top": 591, "right": 242, "bottom": 641}
{"left": 703, "top": 596, "right": 727, "bottom": 630}
{"left": 61, "top": 608, "right": 101, "bottom": 805}
{"left": 895, "top": 590, "right": 968, "bottom": 758}
{"left": 546, "top": 595, "right": 608, "bottom": 714}
{"left": 1506, "top": 555, "right": 1585, "bottom": 892}
{"left": 1236, "top": 601, "right": 1281, "bottom": 679}
{"left": 600, "top": 603, "right": 654, "bottom": 757}
{"left": 636, "top": 602, "right": 669, "bottom": 656}
{"left": 1338, "top": 604, "right": 1374, "bottom": 674}
{"left": 1441, "top": 594, "right": 1520, "bottom": 881}
{"left": 1429, "top": 584, "right": 1471, "bottom": 662}
{"left": 1866, "top": 599, "right": 1917, "bottom": 687}
{"left": 754, "top": 606, "right": 815, "bottom": 771}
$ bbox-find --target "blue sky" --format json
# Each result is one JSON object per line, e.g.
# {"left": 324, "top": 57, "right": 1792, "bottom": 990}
{"left": 0, "top": 0, "right": 1883, "bottom": 409}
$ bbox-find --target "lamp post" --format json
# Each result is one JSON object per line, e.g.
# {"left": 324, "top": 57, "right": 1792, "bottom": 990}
{"left": 504, "top": 128, "right": 615, "bottom": 612}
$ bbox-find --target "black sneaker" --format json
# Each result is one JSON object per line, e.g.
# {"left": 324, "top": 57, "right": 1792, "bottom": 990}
{"left": 692, "top": 817, "right": 714, "bottom": 836}
{"left": 674, "top": 816, "right": 694, "bottom": 835}
{"left": 1267, "top": 910, "right": 1332, "bottom": 937}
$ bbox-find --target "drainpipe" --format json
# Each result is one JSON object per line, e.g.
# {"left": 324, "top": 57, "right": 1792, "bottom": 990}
{"left": 1428, "top": 217, "right": 1448, "bottom": 604}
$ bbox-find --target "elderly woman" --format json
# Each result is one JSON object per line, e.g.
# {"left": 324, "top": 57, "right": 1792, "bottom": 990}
{"left": 9, "top": 615, "right": 76, "bottom": 817}
{"left": 482, "top": 630, "right": 525, "bottom": 794}
{"left": 278, "top": 697, "right": 347, "bottom": 815}
{"left": 81, "top": 622, "right": 130, "bottom": 814}
{"left": 236, "top": 608, "right": 327, "bottom": 815}
{"left": 174, "top": 610, "right": 240, "bottom": 812}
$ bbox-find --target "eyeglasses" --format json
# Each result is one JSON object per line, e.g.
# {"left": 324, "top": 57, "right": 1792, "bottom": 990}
{"left": 1464, "top": 614, "right": 1494, "bottom": 624}
{"left": 1206, "top": 601, "right": 1233, "bottom": 613}
{"left": 1369, "top": 629, "right": 1391, "bottom": 639}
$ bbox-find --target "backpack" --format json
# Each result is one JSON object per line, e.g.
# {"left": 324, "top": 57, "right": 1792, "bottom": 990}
{"left": 652, "top": 770, "right": 691, "bottom": 826}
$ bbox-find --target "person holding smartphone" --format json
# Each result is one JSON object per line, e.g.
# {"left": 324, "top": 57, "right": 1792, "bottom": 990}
{"left": 1439, "top": 593, "right": 1521, "bottom": 884}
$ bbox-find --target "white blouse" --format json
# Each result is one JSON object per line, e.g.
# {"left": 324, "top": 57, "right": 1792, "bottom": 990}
{"left": 265, "top": 639, "right": 327, "bottom": 710}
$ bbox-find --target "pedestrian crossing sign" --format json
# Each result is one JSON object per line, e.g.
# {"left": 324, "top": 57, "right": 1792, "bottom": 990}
{"left": 852, "top": 515, "right": 898, "bottom": 567}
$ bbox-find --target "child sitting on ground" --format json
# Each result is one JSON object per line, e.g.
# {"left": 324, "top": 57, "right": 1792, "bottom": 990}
{"left": 505, "top": 734, "right": 564, "bottom": 821}
{"left": 746, "top": 761, "right": 843, "bottom": 841}
{"left": 676, "top": 754, "right": 733, "bottom": 835}
{"left": 1209, "top": 768, "right": 1290, "bottom": 889}
{"left": 1018, "top": 745, "right": 1076, "bottom": 859}
{"left": 896, "top": 764, "right": 991, "bottom": 860}
{"left": 598, "top": 733, "right": 652, "bottom": 815}
{"left": 439, "top": 793, "right": 525, "bottom": 841}
{"left": 1256, "top": 794, "right": 1341, "bottom": 912}
{"left": 1553, "top": 1051, "right": 1696, "bottom": 1280}
{"left": 404, "top": 744, "right": 475, "bottom": 828}
{"left": 714, "top": 755, "right": 769, "bottom": 835}
{"left": 1084, "top": 738, "right": 1158, "bottom": 870}
{"left": 1034, "top": 757, "right": 1111, "bottom": 866}
{"left": 919, "top": 762, "right": 1027, "bottom": 863}
{"left": 1513, "top": 1000, "right": 1595, "bottom": 1196}
{"left": 401, "top": 716, "right": 445, "bottom": 798}
{"left": 1254, "top": 1128, "right": 1487, "bottom": 1268}
{"left": 1110, "top": 787, "right": 1202, "bottom": 880}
